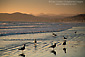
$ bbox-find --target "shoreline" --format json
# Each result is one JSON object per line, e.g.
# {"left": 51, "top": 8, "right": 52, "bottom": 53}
{"left": 0, "top": 27, "right": 71, "bottom": 36}
{"left": 0, "top": 22, "right": 85, "bottom": 37}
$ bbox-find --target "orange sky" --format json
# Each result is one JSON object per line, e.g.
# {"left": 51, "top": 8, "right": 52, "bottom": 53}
{"left": 0, "top": 0, "right": 85, "bottom": 15}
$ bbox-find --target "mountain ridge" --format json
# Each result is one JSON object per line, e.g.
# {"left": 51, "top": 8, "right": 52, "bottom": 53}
{"left": 0, "top": 12, "right": 85, "bottom": 22}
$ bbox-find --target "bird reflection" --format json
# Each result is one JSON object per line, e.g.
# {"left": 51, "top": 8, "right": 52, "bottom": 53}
{"left": 34, "top": 45, "right": 37, "bottom": 50}
{"left": 63, "top": 48, "right": 66, "bottom": 53}
{"left": 19, "top": 53, "right": 25, "bottom": 57}
{"left": 51, "top": 50, "right": 56, "bottom": 55}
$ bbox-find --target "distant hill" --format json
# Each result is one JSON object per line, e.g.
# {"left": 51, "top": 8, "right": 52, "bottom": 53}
{"left": 62, "top": 14, "right": 85, "bottom": 22}
{"left": 0, "top": 12, "right": 85, "bottom": 22}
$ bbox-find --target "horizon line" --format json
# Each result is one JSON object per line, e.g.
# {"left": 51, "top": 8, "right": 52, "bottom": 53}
{"left": 0, "top": 12, "right": 84, "bottom": 16}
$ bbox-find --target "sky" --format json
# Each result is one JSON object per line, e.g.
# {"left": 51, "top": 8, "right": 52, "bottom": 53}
{"left": 0, "top": 0, "right": 85, "bottom": 15}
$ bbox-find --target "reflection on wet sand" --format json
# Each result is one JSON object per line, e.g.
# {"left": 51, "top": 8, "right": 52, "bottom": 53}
{"left": 19, "top": 53, "right": 25, "bottom": 57}
{"left": 34, "top": 45, "right": 37, "bottom": 50}
{"left": 50, "top": 50, "right": 56, "bottom": 55}
{"left": 63, "top": 48, "right": 66, "bottom": 53}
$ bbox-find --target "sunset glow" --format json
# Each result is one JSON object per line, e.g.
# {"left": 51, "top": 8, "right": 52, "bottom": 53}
{"left": 0, "top": 0, "right": 85, "bottom": 15}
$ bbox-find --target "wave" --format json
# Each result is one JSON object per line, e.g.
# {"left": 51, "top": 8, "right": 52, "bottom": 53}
{"left": 0, "top": 27, "right": 70, "bottom": 36}
{"left": 0, "top": 21, "right": 85, "bottom": 36}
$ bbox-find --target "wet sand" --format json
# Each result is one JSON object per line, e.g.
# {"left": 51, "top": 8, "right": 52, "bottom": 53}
{"left": 0, "top": 27, "right": 85, "bottom": 57}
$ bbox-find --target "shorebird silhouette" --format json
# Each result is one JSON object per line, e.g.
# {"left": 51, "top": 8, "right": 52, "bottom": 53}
{"left": 63, "top": 36, "right": 67, "bottom": 39}
{"left": 49, "top": 43, "right": 56, "bottom": 50}
{"left": 34, "top": 39, "right": 37, "bottom": 46}
{"left": 63, "top": 40, "right": 66, "bottom": 45}
{"left": 52, "top": 33, "right": 57, "bottom": 36}
{"left": 51, "top": 50, "right": 56, "bottom": 55}
{"left": 75, "top": 31, "right": 77, "bottom": 34}
{"left": 34, "top": 39, "right": 37, "bottom": 43}
{"left": 18, "top": 44, "right": 25, "bottom": 53}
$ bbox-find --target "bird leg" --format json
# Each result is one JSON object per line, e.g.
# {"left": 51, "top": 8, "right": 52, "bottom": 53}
{"left": 53, "top": 48, "right": 54, "bottom": 50}
{"left": 63, "top": 45, "right": 66, "bottom": 48}
{"left": 22, "top": 50, "right": 23, "bottom": 54}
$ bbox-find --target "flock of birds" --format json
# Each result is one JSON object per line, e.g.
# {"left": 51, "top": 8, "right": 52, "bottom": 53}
{"left": 18, "top": 31, "right": 77, "bottom": 56}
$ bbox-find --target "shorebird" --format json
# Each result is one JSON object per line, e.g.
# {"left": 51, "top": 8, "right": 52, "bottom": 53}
{"left": 75, "top": 31, "right": 77, "bottom": 34}
{"left": 18, "top": 44, "right": 25, "bottom": 53}
{"left": 52, "top": 33, "right": 57, "bottom": 36}
{"left": 34, "top": 39, "right": 37, "bottom": 46}
{"left": 63, "top": 36, "right": 67, "bottom": 39}
{"left": 49, "top": 43, "right": 56, "bottom": 50}
{"left": 63, "top": 40, "right": 66, "bottom": 45}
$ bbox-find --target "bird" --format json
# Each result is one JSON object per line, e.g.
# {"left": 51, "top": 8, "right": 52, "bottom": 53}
{"left": 18, "top": 44, "right": 25, "bottom": 53}
{"left": 63, "top": 36, "right": 67, "bottom": 39}
{"left": 34, "top": 39, "right": 37, "bottom": 46}
{"left": 34, "top": 39, "right": 37, "bottom": 43}
{"left": 75, "top": 31, "right": 77, "bottom": 34}
{"left": 49, "top": 43, "right": 56, "bottom": 50}
{"left": 63, "top": 40, "right": 66, "bottom": 45}
{"left": 52, "top": 33, "right": 57, "bottom": 37}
